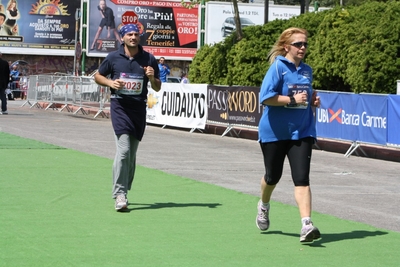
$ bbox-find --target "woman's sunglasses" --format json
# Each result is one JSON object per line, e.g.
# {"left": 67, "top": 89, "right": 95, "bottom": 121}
{"left": 290, "top": 42, "right": 308, "bottom": 49}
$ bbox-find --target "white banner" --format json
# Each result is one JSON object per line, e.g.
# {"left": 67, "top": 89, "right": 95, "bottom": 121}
{"left": 147, "top": 83, "right": 208, "bottom": 129}
{"left": 204, "top": 2, "right": 324, "bottom": 45}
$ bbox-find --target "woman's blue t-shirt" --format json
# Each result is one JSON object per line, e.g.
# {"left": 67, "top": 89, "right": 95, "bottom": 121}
{"left": 258, "top": 56, "right": 317, "bottom": 142}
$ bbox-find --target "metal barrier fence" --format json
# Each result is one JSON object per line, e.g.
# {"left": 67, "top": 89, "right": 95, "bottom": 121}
{"left": 22, "top": 74, "right": 110, "bottom": 118}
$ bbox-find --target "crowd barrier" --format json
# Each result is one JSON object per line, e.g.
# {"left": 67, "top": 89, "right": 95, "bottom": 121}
{"left": 147, "top": 83, "right": 208, "bottom": 133}
{"left": 205, "top": 88, "right": 400, "bottom": 156}
{"left": 316, "top": 92, "right": 400, "bottom": 156}
{"left": 24, "top": 74, "right": 400, "bottom": 157}
{"left": 206, "top": 85, "right": 260, "bottom": 137}
{"left": 22, "top": 74, "right": 110, "bottom": 118}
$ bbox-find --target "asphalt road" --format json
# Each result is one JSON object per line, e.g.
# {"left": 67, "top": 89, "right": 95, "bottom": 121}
{"left": 1, "top": 99, "right": 399, "bottom": 232}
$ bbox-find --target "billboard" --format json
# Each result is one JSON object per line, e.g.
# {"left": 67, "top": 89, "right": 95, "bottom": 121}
{"left": 87, "top": 0, "right": 198, "bottom": 60}
{"left": 205, "top": 2, "right": 318, "bottom": 45}
{"left": 0, "top": 0, "right": 80, "bottom": 56}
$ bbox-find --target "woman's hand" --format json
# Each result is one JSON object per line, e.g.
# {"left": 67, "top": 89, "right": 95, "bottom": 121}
{"left": 311, "top": 90, "right": 321, "bottom": 107}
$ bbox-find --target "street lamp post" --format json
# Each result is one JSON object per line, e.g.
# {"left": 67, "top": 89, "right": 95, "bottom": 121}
{"left": 73, "top": 8, "right": 81, "bottom": 76}
{"left": 200, "top": 0, "right": 205, "bottom": 47}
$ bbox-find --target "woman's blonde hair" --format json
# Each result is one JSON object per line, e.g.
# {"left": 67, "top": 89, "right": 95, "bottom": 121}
{"left": 7, "top": 0, "right": 17, "bottom": 10}
{"left": 268, "top": 27, "right": 308, "bottom": 64}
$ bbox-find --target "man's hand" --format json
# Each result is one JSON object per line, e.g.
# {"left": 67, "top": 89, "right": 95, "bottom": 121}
{"left": 110, "top": 79, "right": 125, "bottom": 90}
{"left": 144, "top": 66, "right": 155, "bottom": 79}
{"left": 144, "top": 66, "right": 161, "bottom": 92}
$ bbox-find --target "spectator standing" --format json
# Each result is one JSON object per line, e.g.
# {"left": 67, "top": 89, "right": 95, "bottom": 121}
{"left": 0, "top": 52, "right": 10, "bottom": 114}
{"left": 158, "top": 57, "right": 170, "bottom": 82}
{"left": 94, "top": 24, "right": 161, "bottom": 211}
{"left": 10, "top": 64, "right": 19, "bottom": 89}
{"left": 19, "top": 75, "right": 27, "bottom": 100}
{"left": 255, "top": 27, "right": 321, "bottom": 242}
{"left": 180, "top": 73, "right": 189, "bottom": 84}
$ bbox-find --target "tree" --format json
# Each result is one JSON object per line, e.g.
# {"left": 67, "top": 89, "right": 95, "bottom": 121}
{"left": 190, "top": 2, "right": 400, "bottom": 94}
{"left": 232, "top": 0, "right": 243, "bottom": 40}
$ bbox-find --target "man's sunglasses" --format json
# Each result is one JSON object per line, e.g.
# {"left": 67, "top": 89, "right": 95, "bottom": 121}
{"left": 290, "top": 42, "right": 308, "bottom": 49}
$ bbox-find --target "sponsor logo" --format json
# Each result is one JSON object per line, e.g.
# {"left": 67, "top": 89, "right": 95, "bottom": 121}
{"left": 317, "top": 108, "right": 387, "bottom": 129}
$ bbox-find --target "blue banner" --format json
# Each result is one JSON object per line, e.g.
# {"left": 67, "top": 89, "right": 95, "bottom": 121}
{"left": 338, "top": 93, "right": 360, "bottom": 142}
{"left": 316, "top": 92, "right": 387, "bottom": 145}
{"left": 387, "top": 95, "right": 400, "bottom": 147}
{"left": 357, "top": 94, "right": 387, "bottom": 145}
{"left": 316, "top": 92, "right": 358, "bottom": 141}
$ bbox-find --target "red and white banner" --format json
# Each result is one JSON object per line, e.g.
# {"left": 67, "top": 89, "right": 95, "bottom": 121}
{"left": 87, "top": 0, "right": 198, "bottom": 60}
{"left": 147, "top": 83, "right": 207, "bottom": 129}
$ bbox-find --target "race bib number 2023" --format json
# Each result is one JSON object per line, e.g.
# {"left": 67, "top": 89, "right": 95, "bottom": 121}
{"left": 119, "top": 73, "right": 144, "bottom": 95}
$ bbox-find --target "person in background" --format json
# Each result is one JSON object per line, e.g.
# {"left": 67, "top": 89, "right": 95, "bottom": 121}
{"left": 94, "top": 24, "right": 161, "bottom": 211}
{"left": 255, "top": 27, "right": 321, "bottom": 243}
{"left": 0, "top": 52, "right": 10, "bottom": 114}
{"left": 158, "top": 57, "right": 170, "bottom": 82}
{"left": 180, "top": 73, "right": 189, "bottom": 84}
{"left": 19, "top": 75, "right": 27, "bottom": 100}
{"left": 10, "top": 63, "right": 19, "bottom": 90}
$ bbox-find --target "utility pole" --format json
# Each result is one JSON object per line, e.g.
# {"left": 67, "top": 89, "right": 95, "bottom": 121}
{"left": 200, "top": 0, "right": 205, "bottom": 46}
{"left": 314, "top": 0, "right": 319, "bottom": 12}
{"left": 300, "top": 0, "right": 305, "bottom": 14}
{"left": 73, "top": 8, "right": 81, "bottom": 76}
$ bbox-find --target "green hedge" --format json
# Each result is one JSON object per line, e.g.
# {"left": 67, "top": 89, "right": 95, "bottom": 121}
{"left": 189, "top": 2, "right": 400, "bottom": 94}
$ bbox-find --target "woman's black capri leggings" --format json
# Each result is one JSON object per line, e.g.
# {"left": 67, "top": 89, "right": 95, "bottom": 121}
{"left": 260, "top": 137, "right": 315, "bottom": 186}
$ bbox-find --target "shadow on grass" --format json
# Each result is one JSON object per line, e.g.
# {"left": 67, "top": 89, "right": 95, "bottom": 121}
{"left": 262, "top": 230, "right": 388, "bottom": 247}
{"left": 121, "top": 202, "right": 222, "bottom": 212}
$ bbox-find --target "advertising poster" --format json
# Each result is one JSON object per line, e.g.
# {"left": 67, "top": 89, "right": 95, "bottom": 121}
{"left": 227, "top": 86, "right": 262, "bottom": 128}
{"left": 387, "top": 95, "right": 400, "bottom": 147}
{"left": 316, "top": 92, "right": 388, "bottom": 145}
{"left": 207, "top": 85, "right": 262, "bottom": 128}
{"left": 87, "top": 0, "right": 198, "bottom": 60}
{"left": 316, "top": 92, "right": 359, "bottom": 142}
{"left": 357, "top": 94, "right": 387, "bottom": 146}
{"left": 205, "top": 2, "right": 316, "bottom": 45}
{"left": 0, "top": 0, "right": 80, "bottom": 56}
{"left": 147, "top": 83, "right": 208, "bottom": 129}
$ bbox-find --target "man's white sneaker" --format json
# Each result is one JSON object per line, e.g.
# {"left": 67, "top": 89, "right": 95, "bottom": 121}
{"left": 115, "top": 194, "right": 128, "bottom": 211}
